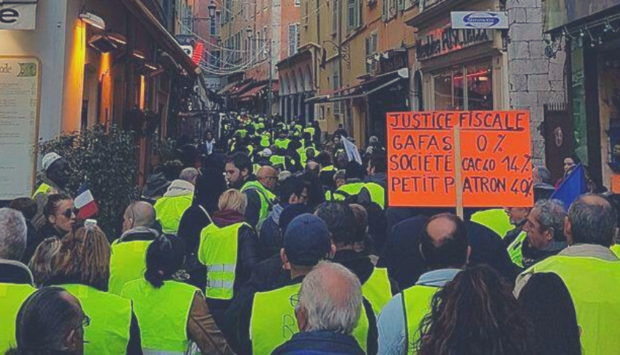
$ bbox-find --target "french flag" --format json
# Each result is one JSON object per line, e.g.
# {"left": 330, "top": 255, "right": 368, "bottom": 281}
{"left": 75, "top": 184, "right": 99, "bottom": 220}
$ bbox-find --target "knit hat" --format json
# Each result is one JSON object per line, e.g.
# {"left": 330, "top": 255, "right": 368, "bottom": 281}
{"left": 261, "top": 148, "right": 273, "bottom": 157}
{"left": 283, "top": 213, "right": 331, "bottom": 266}
{"left": 42, "top": 153, "right": 62, "bottom": 171}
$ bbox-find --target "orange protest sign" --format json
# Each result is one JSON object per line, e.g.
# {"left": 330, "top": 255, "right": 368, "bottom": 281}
{"left": 387, "top": 111, "right": 533, "bottom": 208}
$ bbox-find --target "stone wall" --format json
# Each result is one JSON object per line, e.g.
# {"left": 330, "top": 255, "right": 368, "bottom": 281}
{"left": 506, "top": 0, "right": 566, "bottom": 164}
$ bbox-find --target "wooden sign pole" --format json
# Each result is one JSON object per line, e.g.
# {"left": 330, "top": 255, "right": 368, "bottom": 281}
{"left": 454, "top": 125, "right": 464, "bottom": 219}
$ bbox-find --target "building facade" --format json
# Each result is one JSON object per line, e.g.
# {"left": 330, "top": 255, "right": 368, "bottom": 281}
{"left": 0, "top": 0, "right": 202, "bottom": 197}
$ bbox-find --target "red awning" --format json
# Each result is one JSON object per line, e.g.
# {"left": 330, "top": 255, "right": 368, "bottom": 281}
{"left": 238, "top": 84, "right": 268, "bottom": 102}
{"left": 230, "top": 81, "right": 254, "bottom": 96}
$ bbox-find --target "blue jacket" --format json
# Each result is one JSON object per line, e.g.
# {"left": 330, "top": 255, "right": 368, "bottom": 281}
{"left": 273, "top": 330, "right": 365, "bottom": 355}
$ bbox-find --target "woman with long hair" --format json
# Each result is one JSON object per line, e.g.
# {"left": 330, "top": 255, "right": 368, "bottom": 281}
{"left": 28, "top": 237, "right": 61, "bottom": 287}
{"left": 417, "top": 265, "right": 534, "bottom": 355}
{"left": 49, "top": 225, "right": 140, "bottom": 355}
{"left": 120, "top": 234, "right": 233, "bottom": 354}
{"left": 38, "top": 194, "right": 76, "bottom": 240}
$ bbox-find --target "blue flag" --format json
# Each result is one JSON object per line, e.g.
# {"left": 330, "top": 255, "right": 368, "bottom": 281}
{"left": 551, "top": 164, "right": 587, "bottom": 208}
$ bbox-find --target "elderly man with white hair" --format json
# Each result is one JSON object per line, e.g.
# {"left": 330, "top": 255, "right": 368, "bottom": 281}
{"left": 0, "top": 208, "right": 36, "bottom": 354}
{"left": 273, "top": 261, "right": 366, "bottom": 354}
{"left": 154, "top": 167, "right": 198, "bottom": 234}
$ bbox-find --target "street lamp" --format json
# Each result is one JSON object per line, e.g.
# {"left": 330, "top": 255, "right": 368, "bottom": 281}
{"left": 246, "top": 25, "right": 253, "bottom": 38}
{"left": 208, "top": 1, "right": 217, "bottom": 19}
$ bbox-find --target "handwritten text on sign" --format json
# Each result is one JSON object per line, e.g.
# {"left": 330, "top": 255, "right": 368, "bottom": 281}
{"left": 387, "top": 111, "right": 533, "bottom": 208}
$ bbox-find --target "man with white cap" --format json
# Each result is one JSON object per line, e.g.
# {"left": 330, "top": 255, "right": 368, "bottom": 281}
{"left": 32, "top": 153, "right": 71, "bottom": 229}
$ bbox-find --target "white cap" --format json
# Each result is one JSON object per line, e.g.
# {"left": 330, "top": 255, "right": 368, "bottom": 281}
{"left": 42, "top": 152, "right": 62, "bottom": 171}
{"left": 262, "top": 148, "right": 273, "bottom": 157}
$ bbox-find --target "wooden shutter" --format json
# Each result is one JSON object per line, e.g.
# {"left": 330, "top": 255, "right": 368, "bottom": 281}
{"left": 347, "top": 0, "right": 357, "bottom": 30}
{"left": 289, "top": 25, "right": 295, "bottom": 56}
{"left": 366, "top": 36, "right": 371, "bottom": 73}
{"left": 382, "top": 0, "right": 387, "bottom": 20}
{"left": 332, "top": 0, "right": 338, "bottom": 34}
{"left": 296, "top": 23, "right": 300, "bottom": 50}
{"left": 398, "top": 0, "right": 404, "bottom": 11}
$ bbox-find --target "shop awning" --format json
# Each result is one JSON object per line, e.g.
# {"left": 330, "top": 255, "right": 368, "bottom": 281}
{"left": 121, "top": 0, "right": 199, "bottom": 77}
{"left": 230, "top": 80, "right": 255, "bottom": 96}
{"left": 329, "top": 71, "right": 408, "bottom": 102}
{"left": 238, "top": 84, "right": 268, "bottom": 102}
{"left": 217, "top": 80, "right": 241, "bottom": 95}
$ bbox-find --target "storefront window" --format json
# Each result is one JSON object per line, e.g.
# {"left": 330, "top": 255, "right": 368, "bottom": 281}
{"left": 433, "top": 60, "right": 493, "bottom": 110}
{"left": 571, "top": 41, "right": 588, "bottom": 166}
{"left": 434, "top": 72, "right": 452, "bottom": 110}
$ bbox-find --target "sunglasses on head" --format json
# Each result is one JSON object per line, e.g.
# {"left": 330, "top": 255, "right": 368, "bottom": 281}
{"left": 62, "top": 208, "right": 79, "bottom": 219}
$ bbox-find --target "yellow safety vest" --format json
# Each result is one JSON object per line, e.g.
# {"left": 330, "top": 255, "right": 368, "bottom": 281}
{"left": 275, "top": 138, "right": 291, "bottom": 150}
{"left": 521, "top": 255, "right": 620, "bottom": 354}
{"left": 403, "top": 285, "right": 440, "bottom": 355}
{"left": 362, "top": 267, "right": 392, "bottom": 315}
{"left": 364, "top": 182, "right": 386, "bottom": 210}
{"left": 334, "top": 182, "right": 366, "bottom": 201}
{"left": 62, "top": 284, "right": 131, "bottom": 355}
{"left": 320, "top": 165, "right": 336, "bottom": 173}
{"left": 109, "top": 239, "right": 152, "bottom": 295}
{"left": 31, "top": 182, "right": 54, "bottom": 199}
{"left": 304, "top": 127, "right": 315, "bottom": 138}
{"left": 471, "top": 209, "right": 514, "bottom": 239}
{"left": 241, "top": 181, "right": 277, "bottom": 224}
{"left": 270, "top": 155, "right": 287, "bottom": 170}
{"left": 0, "top": 283, "right": 36, "bottom": 354}
{"left": 153, "top": 194, "right": 193, "bottom": 235}
{"left": 121, "top": 279, "right": 197, "bottom": 354}
{"left": 198, "top": 222, "right": 249, "bottom": 300}
{"left": 507, "top": 231, "right": 527, "bottom": 267}
{"left": 260, "top": 135, "right": 271, "bottom": 148}
{"left": 611, "top": 245, "right": 620, "bottom": 258}
{"left": 250, "top": 283, "right": 370, "bottom": 355}
{"left": 297, "top": 148, "right": 307, "bottom": 167}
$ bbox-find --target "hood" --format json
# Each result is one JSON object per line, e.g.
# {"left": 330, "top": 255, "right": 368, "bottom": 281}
{"left": 213, "top": 210, "right": 246, "bottom": 227}
{"left": 142, "top": 172, "right": 170, "bottom": 198}
{"left": 164, "top": 179, "right": 195, "bottom": 197}
{"left": 119, "top": 226, "right": 160, "bottom": 242}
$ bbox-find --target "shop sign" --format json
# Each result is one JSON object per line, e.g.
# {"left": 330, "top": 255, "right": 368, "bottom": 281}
{"left": 451, "top": 12, "right": 508, "bottom": 29}
{"left": 0, "top": 1, "right": 38, "bottom": 30}
{"left": 377, "top": 50, "right": 408, "bottom": 75}
{"left": 204, "top": 76, "right": 221, "bottom": 91}
{"left": 416, "top": 27, "right": 491, "bottom": 61}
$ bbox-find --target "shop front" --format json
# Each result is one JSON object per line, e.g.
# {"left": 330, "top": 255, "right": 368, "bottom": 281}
{"left": 544, "top": 0, "right": 620, "bottom": 189}
{"left": 407, "top": 0, "right": 507, "bottom": 114}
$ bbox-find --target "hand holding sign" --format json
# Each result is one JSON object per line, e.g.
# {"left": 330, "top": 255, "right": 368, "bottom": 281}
{"left": 387, "top": 111, "right": 533, "bottom": 208}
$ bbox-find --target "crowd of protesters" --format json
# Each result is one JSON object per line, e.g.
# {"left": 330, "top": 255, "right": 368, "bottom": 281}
{"left": 1, "top": 111, "right": 620, "bottom": 355}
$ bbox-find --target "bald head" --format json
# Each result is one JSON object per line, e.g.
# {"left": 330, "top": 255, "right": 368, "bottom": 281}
{"left": 567, "top": 194, "right": 617, "bottom": 247}
{"left": 297, "top": 262, "right": 362, "bottom": 334}
{"left": 421, "top": 213, "right": 468, "bottom": 270}
{"left": 257, "top": 166, "right": 278, "bottom": 191}
{"left": 123, "top": 202, "right": 156, "bottom": 231}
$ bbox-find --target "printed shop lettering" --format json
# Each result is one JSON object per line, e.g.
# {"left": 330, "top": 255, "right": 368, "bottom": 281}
{"left": 416, "top": 27, "right": 490, "bottom": 60}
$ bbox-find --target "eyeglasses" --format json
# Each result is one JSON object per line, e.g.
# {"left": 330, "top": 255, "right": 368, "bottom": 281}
{"left": 62, "top": 208, "right": 79, "bottom": 219}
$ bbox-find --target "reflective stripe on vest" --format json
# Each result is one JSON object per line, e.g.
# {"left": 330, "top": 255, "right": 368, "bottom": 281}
{"left": 62, "top": 284, "right": 131, "bottom": 355}
{"left": 121, "top": 279, "right": 197, "bottom": 353}
{"left": 0, "top": 283, "right": 36, "bottom": 354}
{"left": 361, "top": 267, "right": 392, "bottom": 315}
{"left": 334, "top": 183, "right": 366, "bottom": 201}
{"left": 507, "top": 231, "right": 527, "bottom": 267}
{"left": 250, "top": 283, "right": 370, "bottom": 354}
{"left": 260, "top": 135, "right": 271, "bottom": 147}
{"left": 325, "top": 190, "right": 333, "bottom": 201}
{"left": 109, "top": 240, "right": 152, "bottom": 295}
{"left": 320, "top": 165, "right": 335, "bottom": 173}
{"left": 297, "top": 148, "right": 307, "bottom": 167}
{"left": 471, "top": 209, "right": 513, "bottom": 239}
{"left": 32, "top": 182, "right": 53, "bottom": 199}
{"left": 403, "top": 285, "right": 440, "bottom": 355}
{"left": 153, "top": 194, "right": 193, "bottom": 235}
{"left": 304, "top": 127, "right": 315, "bottom": 137}
{"left": 522, "top": 255, "right": 620, "bottom": 354}
{"left": 364, "top": 182, "right": 385, "bottom": 210}
{"left": 198, "top": 223, "right": 248, "bottom": 300}
{"left": 242, "top": 181, "right": 276, "bottom": 223}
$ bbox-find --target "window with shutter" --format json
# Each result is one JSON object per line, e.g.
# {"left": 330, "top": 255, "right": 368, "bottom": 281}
{"left": 296, "top": 23, "right": 300, "bottom": 50}
{"left": 289, "top": 25, "right": 296, "bottom": 57}
{"left": 382, "top": 0, "right": 387, "bottom": 20}
{"left": 347, "top": 0, "right": 357, "bottom": 30}
{"left": 398, "top": 0, "right": 404, "bottom": 11}
{"left": 365, "top": 37, "right": 371, "bottom": 73}
{"left": 304, "top": 1, "right": 309, "bottom": 24}
{"left": 332, "top": 0, "right": 339, "bottom": 35}
{"left": 295, "top": 0, "right": 301, "bottom": 6}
